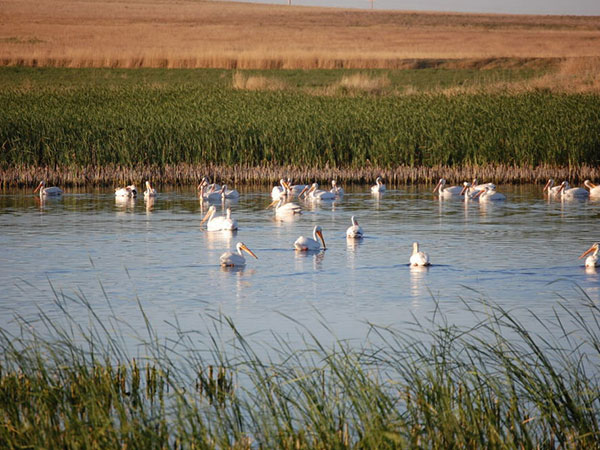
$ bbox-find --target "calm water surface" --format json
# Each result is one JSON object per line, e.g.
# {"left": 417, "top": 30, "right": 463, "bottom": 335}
{"left": 1, "top": 185, "right": 599, "bottom": 352}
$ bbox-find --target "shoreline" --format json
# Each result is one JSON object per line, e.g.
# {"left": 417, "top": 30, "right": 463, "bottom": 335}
{"left": 2, "top": 164, "right": 599, "bottom": 188}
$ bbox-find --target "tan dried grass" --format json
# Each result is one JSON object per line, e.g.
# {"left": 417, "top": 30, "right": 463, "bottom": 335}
{"left": 3, "top": 163, "right": 600, "bottom": 188}
{"left": 338, "top": 73, "right": 391, "bottom": 92}
{"left": 232, "top": 71, "right": 287, "bottom": 90}
{"left": 1, "top": 0, "right": 599, "bottom": 70}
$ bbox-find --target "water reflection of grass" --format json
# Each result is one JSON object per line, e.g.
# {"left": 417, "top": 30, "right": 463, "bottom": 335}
{"left": 1, "top": 288, "right": 599, "bottom": 447}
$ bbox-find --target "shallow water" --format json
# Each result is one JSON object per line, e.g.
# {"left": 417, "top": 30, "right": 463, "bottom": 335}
{"left": 1, "top": 185, "right": 599, "bottom": 352}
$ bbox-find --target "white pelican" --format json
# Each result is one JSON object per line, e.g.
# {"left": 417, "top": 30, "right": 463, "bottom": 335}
{"left": 558, "top": 181, "right": 589, "bottom": 199}
{"left": 409, "top": 242, "right": 430, "bottom": 266}
{"left": 271, "top": 179, "right": 290, "bottom": 200}
{"left": 143, "top": 181, "right": 157, "bottom": 198}
{"left": 371, "top": 176, "right": 386, "bottom": 193}
{"left": 115, "top": 184, "right": 137, "bottom": 198}
{"left": 294, "top": 225, "right": 326, "bottom": 251}
{"left": 33, "top": 181, "right": 62, "bottom": 196}
{"left": 220, "top": 242, "right": 258, "bottom": 267}
{"left": 330, "top": 180, "right": 344, "bottom": 196}
{"left": 433, "top": 178, "right": 463, "bottom": 198}
{"left": 300, "top": 183, "right": 336, "bottom": 200}
{"left": 473, "top": 185, "right": 506, "bottom": 202}
{"left": 198, "top": 184, "right": 222, "bottom": 201}
{"left": 543, "top": 179, "right": 562, "bottom": 197}
{"left": 200, "top": 177, "right": 221, "bottom": 193}
{"left": 584, "top": 180, "right": 600, "bottom": 198}
{"left": 201, "top": 205, "right": 238, "bottom": 231}
{"left": 220, "top": 185, "right": 239, "bottom": 199}
{"left": 287, "top": 179, "right": 308, "bottom": 195}
{"left": 346, "top": 216, "right": 363, "bottom": 239}
{"left": 470, "top": 178, "right": 496, "bottom": 191}
{"left": 579, "top": 243, "right": 599, "bottom": 268}
{"left": 459, "top": 182, "right": 479, "bottom": 200}
{"left": 268, "top": 198, "right": 302, "bottom": 215}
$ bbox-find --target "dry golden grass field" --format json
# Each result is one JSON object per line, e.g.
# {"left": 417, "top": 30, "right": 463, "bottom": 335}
{"left": 1, "top": 0, "right": 600, "bottom": 69}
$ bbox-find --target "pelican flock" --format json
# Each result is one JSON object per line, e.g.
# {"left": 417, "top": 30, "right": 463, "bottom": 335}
{"left": 31, "top": 176, "right": 597, "bottom": 270}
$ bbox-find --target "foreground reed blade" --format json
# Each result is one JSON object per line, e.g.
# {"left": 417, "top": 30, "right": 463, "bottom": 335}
{"left": 0, "top": 284, "right": 599, "bottom": 448}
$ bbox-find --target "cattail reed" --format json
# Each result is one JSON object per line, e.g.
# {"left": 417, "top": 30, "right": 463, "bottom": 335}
{"left": 2, "top": 163, "right": 600, "bottom": 188}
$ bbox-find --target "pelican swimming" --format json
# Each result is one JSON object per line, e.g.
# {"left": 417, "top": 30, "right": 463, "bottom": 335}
{"left": 409, "top": 242, "right": 430, "bottom": 266}
{"left": 346, "top": 216, "right": 363, "bottom": 239}
{"left": 143, "top": 181, "right": 157, "bottom": 198}
{"left": 584, "top": 180, "right": 600, "bottom": 198}
{"left": 220, "top": 242, "right": 258, "bottom": 267}
{"left": 371, "top": 176, "right": 386, "bottom": 193}
{"left": 470, "top": 178, "right": 496, "bottom": 192}
{"left": 33, "top": 181, "right": 62, "bottom": 197}
{"left": 294, "top": 225, "right": 326, "bottom": 251}
{"left": 579, "top": 242, "right": 599, "bottom": 268}
{"left": 268, "top": 197, "right": 302, "bottom": 215}
{"left": 300, "top": 183, "right": 336, "bottom": 200}
{"left": 198, "top": 184, "right": 222, "bottom": 201}
{"left": 460, "top": 182, "right": 480, "bottom": 200}
{"left": 115, "top": 184, "right": 137, "bottom": 198}
{"left": 473, "top": 185, "right": 506, "bottom": 202}
{"left": 558, "top": 181, "right": 589, "bottom": 199}
{"left": 330, "top": 180, "right": 344, "bottom": 196}
{"left": 433, "top": 178, "right": 463, "bottom": 198}
{"left": 287, "top": 179, "right": 308, "bottom": 196}
{"left": 220, "top": 185, "right": 239, "bottom": 199}
{"left": 271, "top": 179, "right": 290, "bottom": 200}
{"left": 543, "top": 179, "right": 562, "bottom": 197}
{"left": 201, "top": 205, "right": 238, "bottom": 231}
{"left": 199, "top": 177, "right": 221, "bottom": 193}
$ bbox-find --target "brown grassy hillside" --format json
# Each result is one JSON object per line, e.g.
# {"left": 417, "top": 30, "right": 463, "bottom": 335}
{"left": 1, "top": 0, "right": 600, "bottom": 69}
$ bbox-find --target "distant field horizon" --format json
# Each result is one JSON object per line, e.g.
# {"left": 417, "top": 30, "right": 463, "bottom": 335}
{"left": 1, "top": 0, "right": 600, "bottom": 69}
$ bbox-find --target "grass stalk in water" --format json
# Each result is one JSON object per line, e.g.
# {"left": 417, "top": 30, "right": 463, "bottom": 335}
{"left": 0, "top": 286, "right": 599, "bottom": 447}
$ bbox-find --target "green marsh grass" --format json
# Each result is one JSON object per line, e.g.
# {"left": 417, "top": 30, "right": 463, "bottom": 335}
{"left": 2, "top": 67, "right": 599, "bottom": 187}
{"left": 1, "top": 284, "right": 599, "bottom": 448}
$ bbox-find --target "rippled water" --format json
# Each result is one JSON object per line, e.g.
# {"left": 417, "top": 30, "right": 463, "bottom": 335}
{"left": 1, "top": 185, "right": 598, "bottom": 350}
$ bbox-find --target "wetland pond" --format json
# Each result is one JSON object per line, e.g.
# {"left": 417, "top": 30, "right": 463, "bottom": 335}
{"left": 1, "top": 184, "right": 599, "bottom": 353}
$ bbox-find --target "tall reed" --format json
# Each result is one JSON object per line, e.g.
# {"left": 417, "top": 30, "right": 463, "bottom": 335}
{"left": 1, "top": 68, "right": 599, "bottom": 178}
{"left": 3, "top": 163, "right": 600, "bottom": 188}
